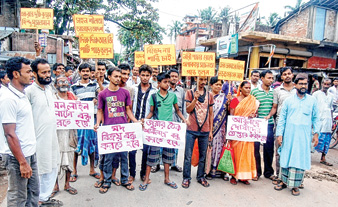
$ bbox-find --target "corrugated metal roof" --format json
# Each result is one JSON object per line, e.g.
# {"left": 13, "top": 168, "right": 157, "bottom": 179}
{"left": 0, "top": 31, "right": 13, "bottom": 40}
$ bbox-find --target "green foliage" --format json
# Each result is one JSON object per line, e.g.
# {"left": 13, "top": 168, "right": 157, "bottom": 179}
{"left": 198, "top": 6, "right": 217, "bottom": 24}
{"left": 284, "top": 0, "right": 305, "bottom": 15}
{"left": 167, "top": 21, "right": 183, "bottom": 43}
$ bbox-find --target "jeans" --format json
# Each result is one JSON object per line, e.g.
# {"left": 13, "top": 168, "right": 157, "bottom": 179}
{"left": 140, "top": 144, "right": 150, "bottom": 178}
{"left": 255, "top": 124, "right": 275, "bottom": 178}
{"left": 183, "top": 130, "right": 209, "bottom": 180}
{"left": 5, "top": 154, "right": 39, "bottom": 207}
{"left": 128, "top": 150, "right": 137, "bottom": 178}
{"left": 102, "top": 152, "right": 128, "bottom": 185}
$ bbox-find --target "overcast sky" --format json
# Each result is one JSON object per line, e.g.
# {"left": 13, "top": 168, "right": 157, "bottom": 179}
{"left": 109, "top": 0, "right": 309, "bottom": 53}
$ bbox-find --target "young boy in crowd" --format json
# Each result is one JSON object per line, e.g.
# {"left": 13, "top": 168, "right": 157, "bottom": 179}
{"left": 139, "top": 72, "right": 187, "bottom": 191}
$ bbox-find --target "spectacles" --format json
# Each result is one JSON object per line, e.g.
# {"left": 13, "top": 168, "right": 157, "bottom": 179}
{"left": 57, "top": 80, "right": 69, "bottom": 84}
{"left": 297, "top": 83, "right": 307, "bottom": 86}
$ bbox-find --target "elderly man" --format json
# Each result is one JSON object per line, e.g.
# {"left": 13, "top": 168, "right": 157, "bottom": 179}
{"left": 25, "top": 58, "right": 62, "bottom": 205}
{"left": 313, "top": 79, "right": 334, "bottom": 166}
{"left": 275, "top": 73, "right": 320, "bottom": 196}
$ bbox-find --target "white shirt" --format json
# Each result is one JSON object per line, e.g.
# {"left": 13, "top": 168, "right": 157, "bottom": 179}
{"left": 328, "top": 86, "right": 338, "bottom": 103}
{"left": 25, "top": 82, "right": 60, "bottom": 174}
{"left": 0, "top": 84, "right": 36, "bottom": 157}
{"left": 126, "top": 76, "right": 140, "bottom": 87}
{"left": 312, "top": 90, "right": 334, "bottom": 133}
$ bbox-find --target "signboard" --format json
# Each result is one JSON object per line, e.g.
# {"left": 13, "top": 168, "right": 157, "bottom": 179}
{"left": 181, "top": 52, "right": 215, "bottom": 77}
{"left": 226, "top": 115, "right": 268, "bottom": 143}
{"left": 238, "top": 3, "right": 259, "bottom": 32}
{"left": 217, "top": 34, "right": 238, "bottom": 58}
{"left": 72, "top": 14, "right": 104, "bottom": 36}
{"left": 79, "top": 33, "right": 114, "bottom": 59}
{"left": 229, "top": 33, "right": 238, "bottom": 55}
{"left": 97, "top": 123, "right": 143, "bottom": 154}
{"left": 144, "top": 44, "right": 176, "bottom": 65}
{"left": 143, "top": 119, "right": 186, "bottom": 149}
{"left": 38, "top": 33, "right": 47, "bottom": 47}
{"left": 20, "top": 8, "right": 53, "bottom": 29}
{"left": 218, "top": 59, "right": 245, "bottom": 81}
{"left": 54, "top": 100, "right": 94, "bottom": 129}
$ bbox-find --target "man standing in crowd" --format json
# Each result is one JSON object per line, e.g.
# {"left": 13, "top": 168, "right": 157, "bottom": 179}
{"left": 149, "top": 67, "right": 159, "bottom": 88}
{"left": 64, "top": 66, "right": 74, "bottom": 85}
{"left": 0, "top": 70, "right": 10, "bottom": 88}
{"left": 95, "top": 67, "right": 139, "bottom": 193}
{"left": 251, "top": 70, "right": 275, "bottom": 181}
{"left": 127, "top": 66, "right": 141, "bottom": 87}
{"left": 52, "top": 63, "right": 65, "bottom": 79}
{"left": 182, "top": 77, "right": 214, "bottom": 188}
{"left": 70, "top": 63, "right": 100, "bottom": 182}
{"left": 275, "top": 73, "right": 319, "bottom": 196}
{"left": 265, "top": 67, "right": 296, "bottom": 184}
{"left": 328, "top": 77, "right": 338, "bottom": 110}
{"left": 313, "top": 79, "right": 334, "bottom": 166}
{"left": 96, "top": 62, "right": 110, "bottom": 92}
{"left": 25, "top": 59, "right": 62, "bottom": 206}
{"left": 90, "top": 66, "right": 96, "bottom": 81}
{"left": 1, "top": 57, "right": 39, "bottom": 207}
{"left": 131, "top": 64, "right": 157, "bottom": 181}
{"left": 311, "top": 74, "right": 320, "bottom": 94}
{"left": 250, "top": 70, "right": 260, "bottom": 90}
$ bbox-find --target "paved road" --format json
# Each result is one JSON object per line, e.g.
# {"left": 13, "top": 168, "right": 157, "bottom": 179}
{"left": 1, "top": 148, "right": 338, "bottom": 207}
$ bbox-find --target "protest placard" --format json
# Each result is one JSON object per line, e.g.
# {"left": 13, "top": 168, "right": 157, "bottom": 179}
{"left": 54, "top": 100, "right": 94, "bottom": 129}
{"left": 72, "top": 14, "right": 104, "bottom": 36}
{"left": 181, "top": 52, "right": 215, "bottom": 77}
{"left": 226, "top": 115, "right": 268, "bottom": 143}
{"left": 79, "top": 33, "right": 114, "bottom": 59}
{"left": 97, "top": 123, "right": 143, "bottom": 154}
{"left": 144, "top": 45, "right": 176, "bottom": 65}
{"left": 134, "top": 51, "right": 145, "bottom": 67}
{"left": 143, "top": 119, "right": 186, "bottom": 149}
{"left": 218, "top": 59, "right": 245, "bottom": 81}
{"left": 20, "top": 8, "right": 53, "bottom": 29}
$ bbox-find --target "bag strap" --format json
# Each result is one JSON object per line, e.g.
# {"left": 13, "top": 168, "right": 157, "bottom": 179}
{"left": 152, "top": 93, "right": 159, "bottom": 120}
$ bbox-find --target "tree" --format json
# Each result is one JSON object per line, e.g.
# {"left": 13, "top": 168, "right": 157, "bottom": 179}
{"left": 167, "top": 21, "right": 183, "bottom": 43}
{"left": 265, "top": 13, "right": 281, "bottom": 27}
{"left": 218, "top": 6, "right": 231, "bottom": 36}
{"left": 284, "top": 0, "right": 305, "bottom": 16}
{"left": 198, "top": 6, "right": 217, "bottom": 39}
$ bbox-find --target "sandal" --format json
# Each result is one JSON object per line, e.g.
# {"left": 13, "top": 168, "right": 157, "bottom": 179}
{"left": 320, "top": 161, "right": 333, "bottom": 166}
{"left": 50, "top": 190, "right": 59, "bottom": 198}
{"left": 171, "top": 166, "right": 183, "bottom": 172}
{"left": 274, "top": 183, "right": 287, "bottom": 191}
{"left": 89, "top": 172, "right": 100, "bottom": 179}
{"left": 291, "top": 188, "right": 300, "bottom": 196}
{"left": 272, "top": 179, "right": 281, "bottom": 185}
{"left": 230, "top": 178, "right": 237, "bottom": 185}
{"left": 94, "top": 180, "right": 104, "bottom": 188}
{"left": 238, "top": 180, "right": 250, "bottom": 185}
{"left": 197, "top": 178, "right": 210, "bottom": 187}
{"left": 151, "top": 165, "right": 160, "bottom": 173}
{"left": 252, "top": 176, "right": 259, "bottom": 181}
{"left": 139, "top": 184, "right": 148, "bottom": 191}
{"left": 40, "top": 198, "right": 63, "bottom": 206}
{"left": 165, "top": 181, "right": 178, "bottom": 189}
{"left": 99, "top": 184, "right": 110, "bottom": 194}
{"left": 69, "top": 174, "right": 78, "bottom": 182}
{"left": 122, "top": 183, "right": 135, "bottom": 191}
{"left": 223, "top": 175, "right": 229, "bottom": 181}
{"left": 141, "top": 176, "right": 152, "bottom": 184}
{"left": 205, "top": 174, "right": 213, "bottom": 180}
{"left": 181, "top": 179, "right": 190, "bottom": 189}
{"left": 269, "top": 175, "right": 278, "bottom": 181}
{"left": 64, "top": 187, "right": 77, "bottom": 195}
{"left": 299, "top": 183, "right": 304, "bottom": 189}
{"left": 112, "top": 178, "right": 121, "bottom": 186}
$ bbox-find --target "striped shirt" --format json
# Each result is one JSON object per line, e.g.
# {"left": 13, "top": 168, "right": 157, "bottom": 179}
{"left": 251, "top": 85, "right": 274, "bottom": 124}
{"left": 273, "top": 84, "right": 296, "bottom": 123}
{"left": 70, "top": 80, "right": 98, "bottom": 101}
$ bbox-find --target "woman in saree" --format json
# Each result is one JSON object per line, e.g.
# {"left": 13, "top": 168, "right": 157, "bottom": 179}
{"left": 206, "top": 77, "right": 232, "bottom": 180}
{"left": 229, "top": 80, "right": 259, "bottom": 185}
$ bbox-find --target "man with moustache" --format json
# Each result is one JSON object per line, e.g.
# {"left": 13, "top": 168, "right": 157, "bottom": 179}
{"left": 275, "top": 73, "right": 320, "bottom": 196}
{"left": 313, "top": 79, "right": 334, "bottom": 166}
{"left": 25, "top": 59, "right": 62, "bottom": 206}
{"left": 149, "top": 67, "right": 159, "bottom": 88}
{"left": 251, "top": 70, "right": 275, "bottom": 181}
{"left": 265, "top": 67, "right": 296, "bottom": 184}
{"left": 126, "top": 66, "right": 141, "bottom": 87}
{"left": 1, "top": 57, "right": 39, "bottom": 207}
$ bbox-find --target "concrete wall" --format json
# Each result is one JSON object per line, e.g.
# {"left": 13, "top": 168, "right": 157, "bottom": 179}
{"left": 279, "top": 7, "right": 310, "bottom": 38}
{"left": 11, "top": 32, "right": 57, "bottom": 53}
{"left": 0, "top": 0, "right": 18, "bottom": 28}
{"left": 324, "top": 9, "right": 337, "bottom": 42}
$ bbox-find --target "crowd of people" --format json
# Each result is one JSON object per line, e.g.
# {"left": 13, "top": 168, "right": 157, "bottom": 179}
{"left": 0, "top": 56, "right": 337, "bottom": 206}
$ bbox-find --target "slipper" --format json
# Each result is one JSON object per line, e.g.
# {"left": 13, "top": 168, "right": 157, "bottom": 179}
{"left": 141, "top": 176, "right": 152, "bottom": 184}
{"left": 269, "top": 175, "right": 278, "bottom": 181}
{"left": 299, "top": 183, "right": 304, "bottom": 189}
{"left": 252, "top": 176, "right": 259, "bottom": 181}
{"left": 274, "top": 183, "right": 287, "bottom": 191}
{"left": 171, "top": 166, "right": 183, "bottom": 172}
{"left": 40, "top": 198, "right": 63, "bottom": 206}
{"left": 197, "top": 178, "right": 210, "bottom": 187}
{"left": 50, "top": 190, "right": 59, "bottom": 198}
{"left": 205, "top": 174, "right": 213, "bottom": 180}
{"left": 64, "top": 187, "right": 78, "bottom": 195}
{"left": 99, "top": 184, "right": 110, "bottom": 194}
{"left": 238, "top": 180, "right": 250, "bottom": 185}
{"left": 223, "top": 175, "right": 229, "bottom": 181}
{"left": 182, "top": 179, "right": 190, "bottom": 189}
{"left": 320, "top": 161, "right": 333, "bottom": 166}
{"left": 94, "top": 180, "right": 104, "bottom": 188}
{"left": 122, "top": 183, "right": 135, "bottom": 191}
{"left": 272, "top": 179, "right": 281, "bottom": 185}
{"left": 291, "top": 188, "right": 300, "bottom": 196}
{"left": 112, "top": 178, "right": 120, "bottom": 186}
{"left": 89, "top": 172, "right": 100, "bottom": 179}
{"left": 69, "top": 174, "right": 78, "bottom": 182}
{"left": 165, "top": 181, "right": 178, "bottom": 189}
{"left": 230, "top": 178, "right": 237, "bottom": 185}
{"left": 139, "top": 184, "right": 148, "bottom": 191}
{"left": 151, "top": 165, "right": 160, "bottom": 173}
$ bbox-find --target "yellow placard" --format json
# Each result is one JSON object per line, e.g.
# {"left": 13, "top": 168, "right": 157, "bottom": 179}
{"left": 134, "top": 51, "right": 158, "bottom": 68}
{"left": 79, "top": 33, "right": 114, "bottom": 59}
{"left": 73, "top": 14, "right": 104, "bottom": 36}
{"left": 20, "top": 8, "right": 54, "bottom": 29}
{"left": 181, "top": 52, "right": 215, "bottom": 77}
{"left": 144, "top": 45, "right": 176, "bottom": 66}
{"left": 218, "top": 59, "right": 245, "bottom": 81}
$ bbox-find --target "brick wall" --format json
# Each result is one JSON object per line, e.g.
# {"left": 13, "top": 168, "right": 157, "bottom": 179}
{"left": 0, "top": 0, "right": 17, "bottom": 28}
{"left": 279, "top": 7, "right": 310, "bottom": 38}
{"left": 324, "top": 9, "right": 337, "bottom": 42}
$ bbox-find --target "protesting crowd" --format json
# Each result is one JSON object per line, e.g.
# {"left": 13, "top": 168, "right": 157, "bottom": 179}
{"left": 0, "top": 55, "right": 336, "bottom": 206}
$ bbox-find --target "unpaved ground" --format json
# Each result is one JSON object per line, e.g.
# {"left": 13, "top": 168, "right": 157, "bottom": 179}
{"left": 0, "top": 157, "right": 7, "bottom": 205}
{"left": 1, "top": 148, "right": 338, "bottom": 207}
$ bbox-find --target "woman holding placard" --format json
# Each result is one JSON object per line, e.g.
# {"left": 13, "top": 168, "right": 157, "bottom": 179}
{"left": 228, "top": 81, "right": 259, "bottom": 185}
